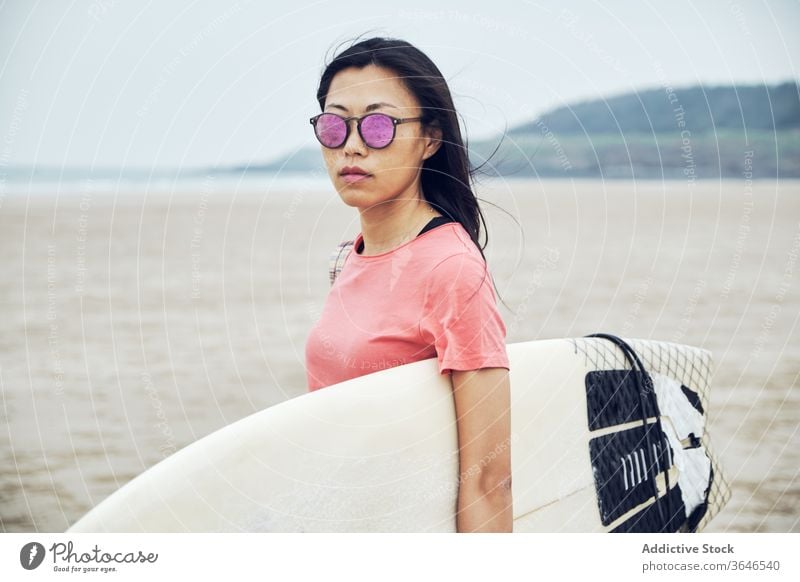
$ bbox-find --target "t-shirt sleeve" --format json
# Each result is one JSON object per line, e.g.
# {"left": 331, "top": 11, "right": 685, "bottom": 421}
{"left": 419, "top": 252, "right": 510, "bottom": 375}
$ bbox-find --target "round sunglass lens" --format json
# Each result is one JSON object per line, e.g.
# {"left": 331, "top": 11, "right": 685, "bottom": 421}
{"left": 315, "top": 114, "right": 347, "bottom": 147}
{"left": 360, "top": 114, "right": 395, "bottom": 148}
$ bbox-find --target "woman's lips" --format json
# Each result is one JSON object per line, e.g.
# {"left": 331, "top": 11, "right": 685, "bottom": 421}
{"left": 341, "top": 173, "right": 372, "bottom": 184}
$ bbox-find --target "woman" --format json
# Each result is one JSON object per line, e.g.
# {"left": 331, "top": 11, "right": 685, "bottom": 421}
{"left": 304, "top": 37, "right": 512, "bottom": 533}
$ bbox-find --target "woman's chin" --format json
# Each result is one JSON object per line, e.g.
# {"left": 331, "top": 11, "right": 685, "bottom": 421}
{"left": 336, "top": 185, "right": 378, "bottom": 207}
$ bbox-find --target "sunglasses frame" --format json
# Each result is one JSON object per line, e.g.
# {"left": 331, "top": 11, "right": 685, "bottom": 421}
{"left": 309, "top": 112, "right": 424, "bottom": 150}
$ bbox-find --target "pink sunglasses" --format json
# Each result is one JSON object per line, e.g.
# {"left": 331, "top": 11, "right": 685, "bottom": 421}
{"left": 309, "top": 112, "right": 423, "bottom": 149}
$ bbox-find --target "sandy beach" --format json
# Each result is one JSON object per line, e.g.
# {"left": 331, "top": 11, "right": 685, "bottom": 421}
{"left": 0, "top": 177, "right": 797, "bottom": 532}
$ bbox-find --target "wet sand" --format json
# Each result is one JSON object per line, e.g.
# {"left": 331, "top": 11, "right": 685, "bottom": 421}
{"left": 0, "top": 178, "right": 797, "bottom": 532}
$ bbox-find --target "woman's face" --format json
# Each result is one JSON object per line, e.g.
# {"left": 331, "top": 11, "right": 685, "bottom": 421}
{"left": 319, "top": 64, "right": 441, "bottom": 210}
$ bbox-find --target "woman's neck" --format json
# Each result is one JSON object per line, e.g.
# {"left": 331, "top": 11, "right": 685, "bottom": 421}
{"left": 357, "top": 192, "right": 439, "bottom": 256}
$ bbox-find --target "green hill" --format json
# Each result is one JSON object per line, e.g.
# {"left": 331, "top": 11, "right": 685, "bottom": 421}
{"left": 509, "top": 81, "right": 799, "bottom": 135}
{"left": 472, "top": 81, "right": 799, "bottom": 179}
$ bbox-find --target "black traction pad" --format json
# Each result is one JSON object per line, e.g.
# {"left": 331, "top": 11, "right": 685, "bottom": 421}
{"left": 589, "top": 423, "right": 675, "bottom": 526}
{"left": 611, "top": 484, "right": 686, "bottom": 533}
{"left": 585, "top": 369, "right": 659, "bottom": 430}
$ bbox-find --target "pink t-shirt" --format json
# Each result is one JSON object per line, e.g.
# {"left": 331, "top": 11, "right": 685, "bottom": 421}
{"left": 305, "top": 221, "right": 509, "bottom": 391}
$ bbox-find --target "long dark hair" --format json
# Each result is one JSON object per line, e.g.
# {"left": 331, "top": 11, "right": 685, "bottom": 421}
{"left": 316, "top": 36, "right": 501, "bottom": 267}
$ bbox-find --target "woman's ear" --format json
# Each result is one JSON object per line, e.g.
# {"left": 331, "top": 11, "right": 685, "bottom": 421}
{"left": 422, "top": 124, "right": 443, "bottom": 161}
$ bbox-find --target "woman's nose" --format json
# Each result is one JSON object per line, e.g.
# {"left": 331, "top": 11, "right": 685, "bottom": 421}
{"left": 342, "top": 119, "right": 367, "bottom": 156}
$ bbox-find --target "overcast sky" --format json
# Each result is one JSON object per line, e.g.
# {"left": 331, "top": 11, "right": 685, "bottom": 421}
{"left": 1, "top": 0, "right": 797, "bottom": 170}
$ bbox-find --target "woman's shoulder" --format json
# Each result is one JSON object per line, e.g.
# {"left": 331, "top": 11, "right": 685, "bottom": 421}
{"left": 421, "top": 225, "right": 490, "bottom": 292}
{"left": 425, "top": 222, "right": 484, "bottom": 266}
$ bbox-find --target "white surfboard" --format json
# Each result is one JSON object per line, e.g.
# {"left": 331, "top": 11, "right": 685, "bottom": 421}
{"left": 67, "top": 337, "right": 730, "bottom": 533}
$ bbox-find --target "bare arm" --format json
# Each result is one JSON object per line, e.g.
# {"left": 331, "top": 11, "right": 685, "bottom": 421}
{"left": 450, "top": 367, "right": 513, "bottom": 532}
